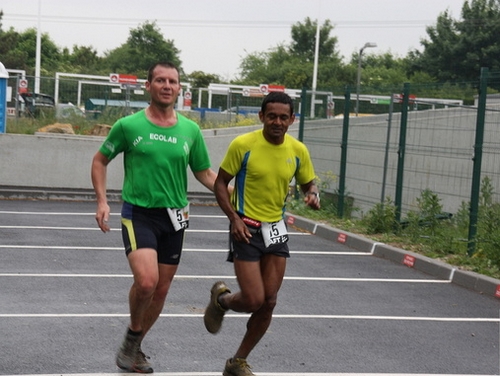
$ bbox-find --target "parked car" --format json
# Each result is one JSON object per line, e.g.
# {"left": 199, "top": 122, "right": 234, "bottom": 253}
{"left": 19, "top": 92, "right": 55, "bottom": 118}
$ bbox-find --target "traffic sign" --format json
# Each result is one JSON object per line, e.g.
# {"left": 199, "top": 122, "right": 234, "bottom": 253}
{"left": 268, "top": 84, "right": 285, "bottom": 92}
{"left": 19, "top": 79, "right": 28, "bottom": 93}
{"left": 259, "top": 84, "right": 285, "bottom": 95}
{"left": 110, "top": 73, "right": 138, "bottom": 84}
{"left": 183, "top": 91, "right": 192, "bottom": 108}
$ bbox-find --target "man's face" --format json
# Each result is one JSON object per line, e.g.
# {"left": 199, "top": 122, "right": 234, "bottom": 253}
{"left": 259, "top": 102, "right": 295, "bottom": 144}
{"left": 146, "top": 66, "right": 181, "bottom": 108}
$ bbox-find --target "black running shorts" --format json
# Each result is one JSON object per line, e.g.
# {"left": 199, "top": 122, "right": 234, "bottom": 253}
{"left": 228, "top": 223, "right": 290, "bottom": 262}
{"left": 121, "top": 202, "right": 185, "bottom": 265}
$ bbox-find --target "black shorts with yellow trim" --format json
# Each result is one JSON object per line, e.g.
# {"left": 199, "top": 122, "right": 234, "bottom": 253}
{"left": 121, "top": 202, "right": 185, "bottom": 265}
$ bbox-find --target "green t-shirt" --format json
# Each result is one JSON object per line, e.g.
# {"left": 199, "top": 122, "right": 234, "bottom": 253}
{"left": 220, "top": 129, "right": 316, "bottom": 222}
{"left": 99, "top": 110, "right": 211, "bottom": 208}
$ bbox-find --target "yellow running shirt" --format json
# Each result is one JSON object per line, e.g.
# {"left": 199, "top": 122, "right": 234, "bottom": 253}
{"left": 220, "top": 129, "right": 316, "bottom": 222}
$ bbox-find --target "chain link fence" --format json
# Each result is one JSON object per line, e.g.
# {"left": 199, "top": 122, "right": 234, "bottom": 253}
{"left": 299, "top": 70, "right": 500, "bottom": 242}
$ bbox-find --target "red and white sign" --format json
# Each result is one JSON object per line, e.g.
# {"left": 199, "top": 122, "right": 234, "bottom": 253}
{"left": 243, "top": 87, "right": 264, "bottom": 97}
{"left": 495, "top": 285, "right": 500, "bottom": 299}
{"left": 337, "top": 233, "right": 347, "bottom": 244}
{"left": 259, "top": 84, "right": 286, "bottom": 95}
{"left": 403, "top": 254, "right": 416, "bottom": 268}
{"left": 109, "top": 73, "right": 138, "bottom": 84}
{"left": 393, "top": 93, "right": 416, "bottom": 104}
{"left": 268, "top": 84, "right": 285, "bottom": 92}
{"left": 19, "top": 79, "right": 28, "bottom": 93}
{"left": 183, "top": 91, "right": 192, "bottom": 108}
{"left": 287, "top": 216, "right": 295, "bottom": 225}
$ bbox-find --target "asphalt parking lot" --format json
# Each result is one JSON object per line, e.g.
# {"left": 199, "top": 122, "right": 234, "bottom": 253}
{"left": 0, "top": 198, "right": 499, "bottom": 376}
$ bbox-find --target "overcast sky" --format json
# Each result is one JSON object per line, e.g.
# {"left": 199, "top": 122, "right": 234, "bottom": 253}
{"left": 2, "top": 0, "right": 465, "bottom": 80}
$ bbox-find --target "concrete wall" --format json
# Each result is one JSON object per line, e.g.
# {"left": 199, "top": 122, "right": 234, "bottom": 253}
{"left": 0, "top": 124, "right": 299, "bottom": 196}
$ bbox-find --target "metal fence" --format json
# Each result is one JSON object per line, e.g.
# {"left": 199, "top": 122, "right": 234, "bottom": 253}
{"left": 7, "top": 73, "right": 153, "bottom": 120}
{"left": 8, "top": 69, "right": 500, "bottom": 228}
{"left": 299, "top": 69, "right": 500, "bottom": 238}
{"left": 6, "top": 74, "right": 267, "bottom": 125}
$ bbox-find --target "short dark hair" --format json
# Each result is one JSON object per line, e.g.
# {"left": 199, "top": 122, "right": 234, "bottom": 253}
{"left": 147, "top": 61, "right": 180, "bottom": 82}
{"left": 261, "top": 91, "right": 294, "bottom": 115}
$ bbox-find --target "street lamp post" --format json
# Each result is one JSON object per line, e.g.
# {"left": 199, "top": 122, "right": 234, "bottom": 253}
{"left": 355, "top": 42, "right": 377, "bottom": 116}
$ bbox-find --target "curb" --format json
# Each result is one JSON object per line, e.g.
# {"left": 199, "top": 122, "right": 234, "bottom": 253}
{"left": 0, "top": 186, "right": 218, "bottom": 205}
{"left": 285, "top": 212, "right": 500, "bottom": 300}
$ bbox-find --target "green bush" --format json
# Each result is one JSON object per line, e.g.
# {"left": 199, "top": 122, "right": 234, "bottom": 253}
{"left": 288, "top": 180, "right": 500, "bottom": 279}
{"left": 361, "top": 197, "right": 397, "bottom": 234}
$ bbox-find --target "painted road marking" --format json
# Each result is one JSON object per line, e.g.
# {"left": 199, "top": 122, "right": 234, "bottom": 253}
{"left": 0, "top": 245, "right": 362, "bottom": 255}
{"left": 1, "top": 373, "right": 496, "bottom": 376}
{"left": 0, "top": 312, "right": 496, "bottom": 322}
{"left": 0, "top": 211, "right": 227, "bottom": 218}
{"left": 0, "top": 225, "right": 310, "bottom": 235}
{"left": 0, "top": 272, "right": 446, "bottom": 283}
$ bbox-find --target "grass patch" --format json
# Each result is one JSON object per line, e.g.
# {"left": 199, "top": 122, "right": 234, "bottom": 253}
{"left": 287, "top": 184, "right": 500, "bottom": 280}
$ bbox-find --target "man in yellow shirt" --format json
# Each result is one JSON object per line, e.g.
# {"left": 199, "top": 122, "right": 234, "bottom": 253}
{"left": 204, "top": 91, "right": 321, "bottom": 376}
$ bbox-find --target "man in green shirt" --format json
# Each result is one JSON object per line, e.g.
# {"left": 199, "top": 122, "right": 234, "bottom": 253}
{"left": 92, "top": 61, "right": 220, "bottom": 373}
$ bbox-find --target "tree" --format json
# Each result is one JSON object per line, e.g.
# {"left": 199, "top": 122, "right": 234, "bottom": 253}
{"left": 103, "top": 21, "right": 182, "bottom": 77}
{"left": 355, "top": 52, "right": 413, "bottom": 89}
{"left": 290, "top": 17, "right": 339, "bottom": 63}
{"left": 60, "top": 45, "right": 102, "bottom": 73}
{"left": 0, "top": 27, "right": 25, "bottom": 69}
{"left": 0, "top": 27, "right": 61, "bottom": 74}
{"left": 237, "top": 18, "right": 343, "bottom": 89}
{"left": 187, "top": 71, "right": 222, "bottom": 88}
{"left": 409, "top": 0, "right": 500, "bottom": 84}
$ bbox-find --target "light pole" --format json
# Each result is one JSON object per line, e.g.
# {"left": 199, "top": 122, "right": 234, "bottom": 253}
{"left": 355, "top": 42, "right": 377, "bottom": 116}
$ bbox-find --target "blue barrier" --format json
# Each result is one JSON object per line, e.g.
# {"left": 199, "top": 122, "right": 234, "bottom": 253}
{"left": 0, "top": 62, "right": 8, "bottom": 133}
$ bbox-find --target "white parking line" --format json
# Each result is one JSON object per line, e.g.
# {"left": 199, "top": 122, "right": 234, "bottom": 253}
{"left": 0, "top": 272, "right": 446, "bottom": 284}
{"left": 2, "top": 373, "right": 496, "bottom": 376}
{"left": 0, "top": 225, "right": 230, "bottom": 232}
{"left": 0, "top": 225, "right": 310, "bottom": 235}
{"left": 0, "top": 211, "right": 226, "bottom": 218}
{"left": 0, "top": 245, "right": 368, "bottom": 258}
{"left": 0, "top": 312, "right": 496, "bottom": 322}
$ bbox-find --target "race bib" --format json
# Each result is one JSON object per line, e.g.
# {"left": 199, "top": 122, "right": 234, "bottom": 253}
{"left": 261, "top": 219, "right": 289, "bottom": 248}
{"left": 167, "top": 204, "right": 189, "bottom": 231}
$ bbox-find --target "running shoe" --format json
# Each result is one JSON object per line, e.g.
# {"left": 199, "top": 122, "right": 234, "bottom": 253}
{"left": 223, "top": 357, "right": 255, "bottom": 376}
{"left": 135, "top": 348, "right": 153, "bottom": 373}
{"left": 116, "top": 330, "right": 152, "bottom": 373}
{"left": 204, "top": 281, "right": 231, "bottom": 334}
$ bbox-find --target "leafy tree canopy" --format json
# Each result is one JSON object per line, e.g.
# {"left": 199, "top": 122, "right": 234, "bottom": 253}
{"left": 187, "top": 71, "right": 222, "bottom": 88}
{"left": 2, "top": 3, "right": 500, "bottom": 93}
{"left": 103, "top": 21, "right": 182, "bottom": 78}
{"left": 60, "top": 45, "right": 102, "bottom": 74}
{"left": 0, "top": 27, "right": 61, "bottom": 75}
{"left": 290, "top": 17, "right": 339, "bottom": 62}
{"left": 236, "top": 18, "right": 344, "bottom": 89}
{"left": 409, "top": 0, "right": 500, "bottom": 84}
